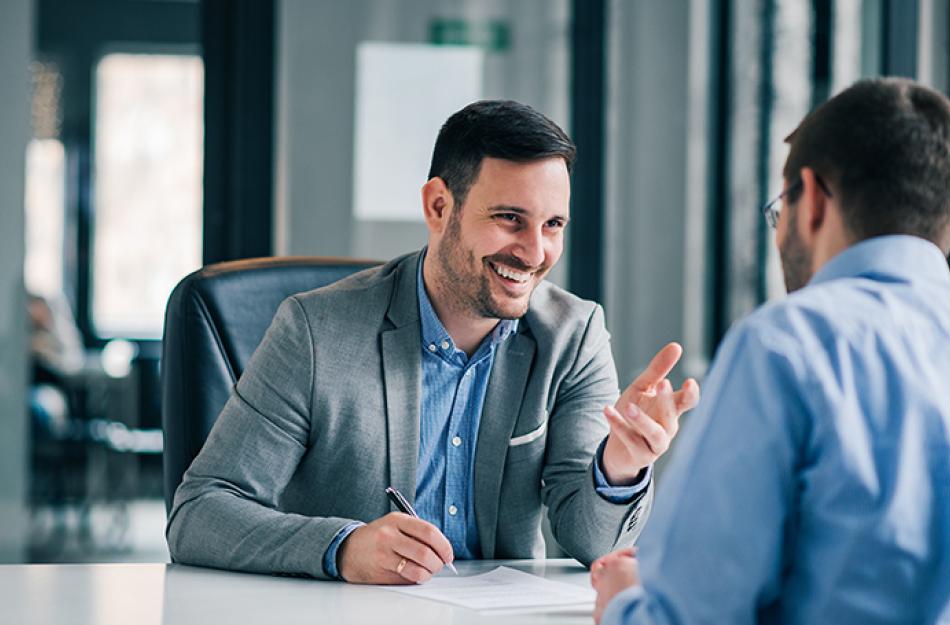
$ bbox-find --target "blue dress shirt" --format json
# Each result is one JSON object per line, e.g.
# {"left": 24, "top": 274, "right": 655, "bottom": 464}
{"left": 602, "top": 236, "right": 950, "bottom": 625}
{"left": 323, "top": 251, "right": 650, "bottom": 577}
{"left": 413, "top": 260, "right": 518, "bottom": 559}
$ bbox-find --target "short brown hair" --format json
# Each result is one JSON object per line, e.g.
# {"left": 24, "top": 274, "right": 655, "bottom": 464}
{"left": 784, "top": 78, "right": 950, "bottom": 250}
{"left": 427, "top": 100, "right": 576, "bottom": 210}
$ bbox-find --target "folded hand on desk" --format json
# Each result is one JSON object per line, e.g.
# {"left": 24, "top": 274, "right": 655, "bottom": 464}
{"left": 602, "top": 342, "right": 700, "bottom": 484}
{"left": 591, "top": 547, "right": 640, "bottom": 624}
{"left": 338, "top": 512, "right": 455, "bottom": 585}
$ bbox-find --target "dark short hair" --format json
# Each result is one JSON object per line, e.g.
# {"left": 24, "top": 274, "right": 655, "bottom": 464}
{"left": 427, "top": 100, "right": 576, "bottom": 208}
{"left": 784, "top": 77, "right": 950, "bottom": 249}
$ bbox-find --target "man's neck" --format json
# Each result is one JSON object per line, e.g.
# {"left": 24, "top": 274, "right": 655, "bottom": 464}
{"left": 812, "top": 215, "right": 855, "bottom": 276}
{"left": 422, "top": 258, "right": 498, "bottom": 357}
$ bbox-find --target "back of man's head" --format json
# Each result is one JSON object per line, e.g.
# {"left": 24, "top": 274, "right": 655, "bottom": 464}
{"left": 427, "top": 100, "right": 576, "bottom": 209}
{"left": 784, "top": 77, "right": 950, "bottom": 252}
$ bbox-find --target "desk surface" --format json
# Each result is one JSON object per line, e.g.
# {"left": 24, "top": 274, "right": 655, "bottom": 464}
{"left": 2, "top": 559, "right": 594, "bottom": 625}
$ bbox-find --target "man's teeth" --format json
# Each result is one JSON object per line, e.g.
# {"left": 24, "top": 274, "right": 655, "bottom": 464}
{"left": 492, "top": 263, "right": 531, "bottom": 283}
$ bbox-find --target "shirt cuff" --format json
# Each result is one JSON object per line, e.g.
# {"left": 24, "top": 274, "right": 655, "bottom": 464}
{"left": 322, "top": 521, "right": 364, "bottom": 580}
{"left": 593, "top": 437, "right": 653, "bottom": 503}
{"left": 600, "top": 584, "right": 648, "bottom": 625}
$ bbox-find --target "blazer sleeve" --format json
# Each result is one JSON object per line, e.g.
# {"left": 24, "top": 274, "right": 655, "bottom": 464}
{"left": 541, "top": 303, "right": 653, "bottom": 566}
{"left": 165, "top": 296, "right": 354, "bottom": 579}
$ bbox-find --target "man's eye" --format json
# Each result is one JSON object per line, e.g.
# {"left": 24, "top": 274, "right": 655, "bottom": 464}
{"left": 546, "top": 219, "right": 565, "bottom": 229}
{"left": 496, "top": 214, "right": 519, "bottom": 223}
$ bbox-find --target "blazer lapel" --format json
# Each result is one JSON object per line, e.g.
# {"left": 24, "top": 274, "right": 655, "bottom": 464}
{"left": 474, "top": 329, "right": 536, "bottom": 558}
{"left": 381, "top": 253, "right": 423, "bottom": 505}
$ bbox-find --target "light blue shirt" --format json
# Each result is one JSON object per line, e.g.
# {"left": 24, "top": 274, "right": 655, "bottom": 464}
{"left": 414, "top": 258, "right": 518, "bottom": 559}
{"left": 323, "top": 252, "right": 649, "bottom": 577}
{"left": 603, "top": 235, "right": 950, "bottom": 625}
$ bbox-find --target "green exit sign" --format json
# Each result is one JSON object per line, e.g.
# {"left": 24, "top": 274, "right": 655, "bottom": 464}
{"left": 429, "top": 19, "right": 511, "bottom": 52}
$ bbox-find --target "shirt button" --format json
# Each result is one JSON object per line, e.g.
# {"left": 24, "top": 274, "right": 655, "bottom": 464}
{"left": 452, "top": 436, "right": 462, "bottom": 447}
{"left": 428, "top": 344, "right": 437, "bottom": 352}
{"left": 441, "top": 340, "right": 450, "bottom": 350}
{"left": 448, "top": 505, "right": 458, "bottom": 516}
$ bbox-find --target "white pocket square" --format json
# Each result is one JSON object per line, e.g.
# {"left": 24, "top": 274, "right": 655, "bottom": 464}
{"left": 509, "top": 420, "right": 547, "bottom": 447}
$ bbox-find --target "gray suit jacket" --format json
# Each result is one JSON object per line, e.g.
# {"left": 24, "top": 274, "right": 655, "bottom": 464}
{"left": 167, "top": 251, "right": 652, "bottom": 579}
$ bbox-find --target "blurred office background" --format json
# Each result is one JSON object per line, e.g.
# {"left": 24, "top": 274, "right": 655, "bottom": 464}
{"left": 0, "top": 0, "right": 945, "bottom": 564}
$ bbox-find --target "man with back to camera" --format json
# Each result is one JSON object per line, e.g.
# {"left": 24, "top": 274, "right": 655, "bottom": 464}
{"left": 166, "top": 100, "right": 701, "bottom": 583}
{"left": 591, "top": 77, "right": 950, "bottom": 624}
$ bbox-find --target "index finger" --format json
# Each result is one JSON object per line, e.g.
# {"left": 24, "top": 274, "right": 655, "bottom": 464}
{"left": 396, "top": 516, "right": 455, "bottom": 567}
{"left": 624, "top": 342, "right": 683, "bottom": 396}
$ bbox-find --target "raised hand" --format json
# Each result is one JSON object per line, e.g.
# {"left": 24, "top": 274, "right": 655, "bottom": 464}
{"left": 602, "top": 342, "right": 700, "bottom": 483}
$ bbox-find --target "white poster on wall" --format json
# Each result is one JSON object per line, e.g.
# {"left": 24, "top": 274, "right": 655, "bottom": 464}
{"left": 353, "top": 42, "right": 484, "bottom": 222}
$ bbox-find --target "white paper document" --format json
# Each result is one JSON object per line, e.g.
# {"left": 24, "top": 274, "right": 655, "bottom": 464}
{"left": 378, "top": 566, "right": 595, "bottom": 613}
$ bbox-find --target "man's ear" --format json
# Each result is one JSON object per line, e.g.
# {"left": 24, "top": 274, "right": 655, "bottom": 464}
{"left": 422, "top": 177, "right": 454, "bottom": 235}
{"left": 798, "top": 166, "right": 828, "bottom": 238}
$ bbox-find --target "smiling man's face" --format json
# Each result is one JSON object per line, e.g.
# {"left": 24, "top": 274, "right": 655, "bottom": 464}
{"left": 431, "top": 156, "right": 570, "bottom": 320}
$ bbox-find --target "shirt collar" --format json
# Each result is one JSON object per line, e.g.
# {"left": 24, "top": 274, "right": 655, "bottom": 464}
{"left": 808, "top": 235, "right": 950, "bottom": 288}
{"left": 416, "top": 248, "right": 519, "bottom": 354}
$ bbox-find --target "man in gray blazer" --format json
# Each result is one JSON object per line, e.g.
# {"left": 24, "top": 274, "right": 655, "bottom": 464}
{"left": 167, "top": 100, "right": 699, "bottom": 584}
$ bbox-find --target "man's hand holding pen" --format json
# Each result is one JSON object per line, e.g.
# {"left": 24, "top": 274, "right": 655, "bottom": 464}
{"left": 338, "top": 512, "right": 456, "bottom": 584}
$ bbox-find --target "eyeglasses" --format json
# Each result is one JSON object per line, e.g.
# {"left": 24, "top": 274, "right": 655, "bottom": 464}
{"left": 762, "top": 175, "right": 833, "bottom": 228}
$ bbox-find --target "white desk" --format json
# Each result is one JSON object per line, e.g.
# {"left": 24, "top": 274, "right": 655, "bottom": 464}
{"left": 2, "top": 559, "right": 594, "bottom": 624}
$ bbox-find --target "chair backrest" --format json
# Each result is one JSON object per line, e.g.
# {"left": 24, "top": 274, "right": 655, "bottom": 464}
{"left": 160, "top": 256, "right": 380, "bottom": 512}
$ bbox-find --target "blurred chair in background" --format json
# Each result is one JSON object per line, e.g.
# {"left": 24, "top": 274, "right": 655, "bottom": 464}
{"left": 28, "top": 292, "right": 85, "bottom": 513}
{"left": 28, "top": 292, "right": 159, "bottom": 561}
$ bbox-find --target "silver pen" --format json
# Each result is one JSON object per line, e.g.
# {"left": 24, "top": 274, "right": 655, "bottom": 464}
{"left": 385, "top": 486, "right": 458, "bottom": 575}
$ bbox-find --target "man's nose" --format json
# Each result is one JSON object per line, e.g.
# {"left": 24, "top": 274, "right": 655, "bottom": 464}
{"left": 514, "top": 227, "right": 545, "bottom": 268}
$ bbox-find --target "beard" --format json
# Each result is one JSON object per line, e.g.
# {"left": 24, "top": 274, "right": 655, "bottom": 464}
{"left": 433, "top": 211, "right": 544, "bottom": 320}
{"left": 779, "top": 208, "right": 813, "bottom": 293}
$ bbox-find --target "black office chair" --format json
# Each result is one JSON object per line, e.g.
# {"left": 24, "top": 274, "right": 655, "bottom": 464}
{"left": 160, "top": 256, "right": 380, "bottom": 513}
